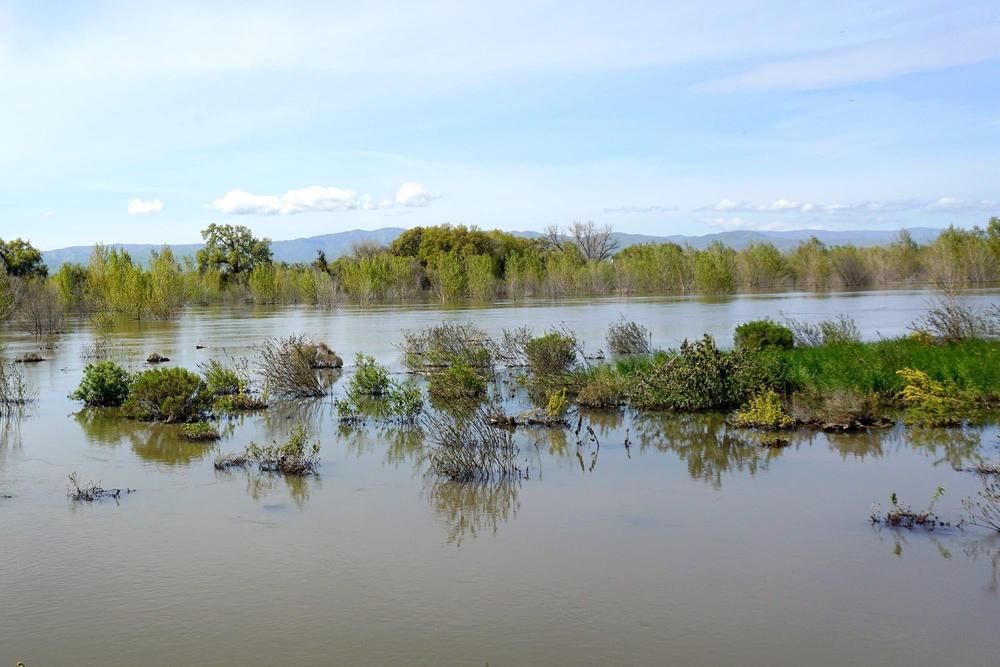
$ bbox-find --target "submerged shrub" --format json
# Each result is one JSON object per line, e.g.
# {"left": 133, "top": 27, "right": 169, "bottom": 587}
{"left": 71, "top": 360, "right": 131, "bottom": 407}
{"left": 732, "top": 389, "right": 794, "bottom": 429}
{"left": 910, "top": 293, "right": 1000, "bottom": 343}
{"left": 179, "top": 421, "right": 220, "bottom": 441}
{"left": 424, "top": 406, "right": 523, "bottom": 482}
{"left": 246, "top": 423, "right": 320, "bottom": 475}
{"left": 428, "top": 361, "right": 487, "bottom": 402}
{"left": 200, "top": 358, "right": 245, "bottom": 396}
{"left": 629, "top": 334, "right": 785, "bottom": 411}
{"left": 0, "top": 349, "right": 33, "bottom": 410}
{"left": 386, "top": 381, "right": 424, "bottom": 423}
{"left": 734, "top": 319, "right": 794, "bottom": 351}
{"left": 347, "top": 353, "right": 390, "bottom": 399}
{"left": 122, "top": 367, "right": 209, "bottom": 422}
{"left": 606, "top": 318, "right": 652, "bottom": 355}
{"left": 256, "top": 335, "right": 325, "bottom": 398}
{"left": 525, "top": 331, "right": 577, "bottom": 377}
{"left": 401, "top": 322, "right": 492, "bottom": 371}
{"left": 896, "top": 367, "right": 966, "bottom": 427}
{"left": 576, "top": 374, "right": 625, "bottom": 408}
{"left": 785, "top": 315, "right": 861, "bottom": 347}
{"left": 871, "top": 486, "right": 949, "bottom": 530}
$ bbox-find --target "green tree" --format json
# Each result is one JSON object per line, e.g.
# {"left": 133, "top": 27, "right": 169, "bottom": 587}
{"left": 0, "top": 238, "right": 47, "bottom": 278}
{"left": 148, "top": 247, "right": 186, "bottom": 318}
{"left": 196, "top": 223, "right": 272, "bottom": 280}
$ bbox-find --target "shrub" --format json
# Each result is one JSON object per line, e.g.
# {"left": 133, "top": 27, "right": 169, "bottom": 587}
{"left": 489, "top": 326, "right": 534, "bottom": 367}
{"left": 545, "top": 388, "right": 569, "bottom": 418}
{"left": 871, "top": 486, "right": 948, "bottom": 530}
{"left": 428, "top": 362, "right": 487, "bottom": 401}
{"left": 606, "top": 318, "right": 651, "bottom": 355}
{"left": 401, "top": 322, "right": 492, "bottom": 371}
{"left": 213, "top": 392, "right": 268, "bottom": 413}
{"left": 311, "top": 342, "right": 343, "bottom": 368}
{"left": 179, "top": 421, "right": 220, "bottom": 441}
{"left": 386, "top": 381, "right": 424, "bottom": 423}
{"left": 200, "top": 359, "right": 245, "bottom": 396}
{"left": 71, "top": 360, "right": 132, "bottom": 407}
{"left": 629, "top": 335, "right": 785, "bottom": 411}
{"left": 785, "top": 315, "right": 861, "bottom": 346}
{"left": 734, "top": 319, "right": 794, "bottom": 351}
{"left": 245, "top": 423, "right": 320, "bottom": 475}
{"left": 525, "top": 331, "right": 577, "bottom": 377}
{"left": 896, "top": 367, "right": 965, "bottom": 426}
{"left": 576, "top": 374, "right": 625, "bottom": 408}
{"left": 732, "top": 390, "right": 794, "bottom": 429}
{"left": 347, "top": 353, "right": 391, "bottom": 399}
{"left": 122, "top": 367, "right": 208, "bottom": 422}
{"left": 257, "top": 335, "right": 325, "bottom": 398}
{"left": 0, "top": 348, "right": 33, "bottom": 410}
{"left": 910, "top": 293, "right": 1000, "bottom": 343}
{"left": 424, "top": 406, "right": 523, "bottom": 481}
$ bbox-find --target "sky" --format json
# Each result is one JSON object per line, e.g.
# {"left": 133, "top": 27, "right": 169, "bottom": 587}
{"left": 1, "top": 1, "right": 999, "bottom": 249}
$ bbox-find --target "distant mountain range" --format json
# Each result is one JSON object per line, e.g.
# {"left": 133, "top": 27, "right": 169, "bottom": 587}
{"left": 40, "top": 226, "right": 945, "bottom": 269}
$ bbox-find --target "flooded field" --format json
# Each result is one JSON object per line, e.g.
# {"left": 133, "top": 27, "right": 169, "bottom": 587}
{"left": 2, "top": 290, "right": 1000, "bottom": 666}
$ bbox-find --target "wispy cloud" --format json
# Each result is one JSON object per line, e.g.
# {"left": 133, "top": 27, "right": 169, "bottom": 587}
{"left": 603, "top": 204, "right": 680, "bottom": 214}
{"left": 127, "top": 198, "right": 164, "bottom": 215}
{"left": 395, "top": 182, "right": 440, "bottom": 207}
{"left": 210, "top": 183, "right": 440, "bottom": 215}
{"left": 696, "top": 197, "right": 997, "bottom": 216}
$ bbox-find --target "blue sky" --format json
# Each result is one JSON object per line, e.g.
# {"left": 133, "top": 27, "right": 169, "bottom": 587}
{"left": 2, "top": 0, "right": 999, "bottom": 249}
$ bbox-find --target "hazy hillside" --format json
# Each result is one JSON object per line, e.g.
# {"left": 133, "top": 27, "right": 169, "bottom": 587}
{"left": 40, "top": 226, "right": 944, "bottom": 269}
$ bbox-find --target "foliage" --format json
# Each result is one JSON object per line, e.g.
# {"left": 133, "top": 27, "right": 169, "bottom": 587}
{"left": 424, "top": 406, "right": 524, "bottom": 482}
{"left": 257, "top": 335, "right": 325, "bottom": 398}
{"left": 245, "top": 423, "right": 320, "bottom": 475}
{"left": 0, "top": 348, "right": 33, "bottom": 411}
{"left": 385, "top": 381, "right": 424, "bottom": 424}
{"left": 734, "top": 319, "right": 794, "bottom": 351}
{"left": 122, "top": 367, "right": 209, "bottom": 422}
{"left": 870, "top": 486, "right": 949, "bottom": 530}
{"left": 544, "top": 388, "right": 569, "bottom": 419}
{"left": 896, "top": 367, "right": 966, "bottom": 427}
{"left": 179, "top": 421, "right": 220, "bottom": 441}
{"left": 629, "top": 335, "right": 786, "bottom": 411}
{"left": 71, "top": 360, "right": 132, "bottom": 407}
{"left": 0, "top": 237, "right": 47, "bottom": 278}
{"left": 347, "top": 353, "right": 390, "bottom": 399}
{"left": 910, "top": 292, "right": 1000, "bottom": 343}
{"left": 525, "top": 331, "right": 577, "bottom": 377}
{"left": 963, "top": 476, "right": 1000, "bottom": 532}
{"left": 401, "top": 322, "right": 492, "bottom": 370}
{"left": 196, "top": 223, "right": 272, "bottom": 280}
{"left": 200, "top": 359, "right": 245, "bottom": 396}
{"left": 606, "top": 317, "right": 652, "bottom": 355}
{"left": 732, "top": 389, "right": 794, "bottom": 429}
{"left": 15, "top": 280, "right": 64, "bottom": 336}
{"left": 576, "top": 371, "right": 625, "bottom": 408}
{"left": 784, "top": 315, "right": 861, "bottom": 347}
{"left": 428, "top": 361, "right": 487, "bottom": 402}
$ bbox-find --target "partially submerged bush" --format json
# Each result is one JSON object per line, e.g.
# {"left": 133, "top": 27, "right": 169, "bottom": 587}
{"left": 71, "top": 361, "right": 132, "bottom": 407}
{"left": 489, "top": 326, "right": 533, "bottom": 367}
{"left": 122, "top": 367, "right": 209, "bottom": 422}
{"left": 870, "top": 487, "right": 949, "bottom": 530}
{"left": 525, "top": 331, "right": 577, "bottom": 377}
{"left": 179, "top": 421, "right": 220, "bottom": 441}
{"left": 347, "top": 353, "right": 390, "bottom": 399}
{"left": 963, "top": 476, "right": 1000, "bottom": 532}
{"left": 67, "top": 471, "right": 133, "bottom": 502}
{"left": 428, "top": 362, "right": 487, "bottom": 402}
{"left": 200, "top": 359, "right": 245, "bottom": 396}
{"left": 246, "top": 423, "right": 320, "bottom": 475}
{"left": 911, "top": 293, "right": 1000, "bottom": 343}
{"left": 213, "top": 391, "right": 268, "bottom": 413}
{"left": 789, "top": 389, "right": 887, "bottom": 431}
{"left": 257, "top": 335, "right": 325, "bottom": 398}
{"left": 606, "top": 318, "right": 651, "bottom": 355}
{"left": 576, "top": 374, "right": 625, "bottom": 408}
{"left": 0, "top": 348, "right": 34, "bottom": 410}
{"left": 424, "top": 406, "right": 524, "bottom": 482}
{"left": 629, "top": 335, "right": 785, "bottom": 411}
{"left": 402, "top": 322, "right": 492, "bottom": 371}
{"left": 734, "top": 319, "right": 794, "bottom": 351}
{"left": 785, "top": 315, "right": 861, "bottom": 346}
{"left": 385, "top": 381, "right": 424, "bottom": 424}
{"left": 897, "top": 367, "right": 966, "bottom": 427}
{"left": 732, "top": 389, "right": 794, "bottom": 429}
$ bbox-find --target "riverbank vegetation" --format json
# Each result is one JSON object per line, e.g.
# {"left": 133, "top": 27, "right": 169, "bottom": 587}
{"left": 3, "top": 219, "right": 1000, "bottom": 327}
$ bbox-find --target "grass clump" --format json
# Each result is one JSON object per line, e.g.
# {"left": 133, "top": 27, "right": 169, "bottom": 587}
{"left": 576, "top": 372, "right": 625, "bottom": 408}
{"left": 606, "top": 317, "right": 651, "bottom": 355}
{"left": 897, "top": 367, "right": 966, "bottom": 427}
{"left": 428, "top": 362, "right": 487, "bottom": 402}
{"left": 525, "top": 331, "right": 577, "bottom": 378}
{"left": 870, "top": 486, "right": 949, "bottom": 530}
{"left": 71, "top": 360, "right": 132, "bottom": 407}
{"left": 734, "top": 319, "right": 794, "bottom": 351}
{"left": 122, "top": 367, "right": 209, "bottom": 422}
{"left": 629, "top": 335, "right": 785, "bottom": 411}
{"left": 347, "top": 353, "right": 390, "bottom": 399}
{"left": 179, "top": 421, "right": 220, "bottom": 441}
{"left": 256, "top": 334, "right": 326, "bottom": 398}
{"left": 732, "top": 389, "right": 794, "bottom": 430}
{"left": 246, "top": 423, "right": 320, "bottom": 475}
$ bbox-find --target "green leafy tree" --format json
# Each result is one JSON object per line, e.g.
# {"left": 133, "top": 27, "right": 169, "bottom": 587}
{"left": 0, "top": 238, "right": 47, "bottom": 278}
{"left": 196, "top": 224, "right": 272, "bottom": 280}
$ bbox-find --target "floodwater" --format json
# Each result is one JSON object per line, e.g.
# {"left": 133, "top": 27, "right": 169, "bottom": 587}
{"left": 2, "top": 290, "right": 999, "bottom": 666}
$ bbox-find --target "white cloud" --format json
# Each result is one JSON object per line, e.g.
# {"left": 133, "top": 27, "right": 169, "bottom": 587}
{"left": 210, "top": 183, "right": 440, "bottom": 215}
{"left": 603, "top": 204, "right": 679, "bottom": 214}
{"left": 43, "top": 210, "right": 54, "bottom": 217}
{"left": 704, "top": 216, "right": 822, "bottom": 232}
{"left": 714, "top": 198, "right": 748, "bottom": 211}
{"left": 395, "top": 182, "right": 440, "bottom": 207}
{"left": 927, "top": 197, "right": 998, "bottom": 213}
{"left": 759, "top": 199, "right": 802, "bottom": 211}
{"left": 127, "top": 198, "right": 164, "bottom": 215}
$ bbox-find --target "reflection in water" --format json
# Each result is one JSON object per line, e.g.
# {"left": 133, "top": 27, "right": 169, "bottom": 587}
{"left": 217, "top": 467, "right": 321, "bottom": 508}
{"left": 0, "top": 409, "right": 26, "bottom": 452}
{"left": 74, "top": 409, "right": 218, "bottom": 466}
{"left": 425, "top": 477, "right": 520, "bottom": 546}
{"left": 633, "top": 413, "right": 773, "bottom": 488}
{"left": 908, "top": 425, "right": 987, "bottom": 469}
{"left": 873, "top": 525, "right": 1000, "bottom": 594}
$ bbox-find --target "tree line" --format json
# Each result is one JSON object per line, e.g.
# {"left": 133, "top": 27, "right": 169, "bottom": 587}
{"left": 1, "top": 219, "right": 999, "bottom": 332}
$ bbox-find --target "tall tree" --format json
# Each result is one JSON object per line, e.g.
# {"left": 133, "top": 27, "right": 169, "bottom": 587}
{"left": 196, "top": 224, "right": 272, "bottom": 280}
{"left": 0, "top": 238, "right": 47, "bottom": 278}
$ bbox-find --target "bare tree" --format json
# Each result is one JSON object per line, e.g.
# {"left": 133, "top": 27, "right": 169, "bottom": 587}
{"left": 546, "top": 222, "right": 619, "bottom": 261}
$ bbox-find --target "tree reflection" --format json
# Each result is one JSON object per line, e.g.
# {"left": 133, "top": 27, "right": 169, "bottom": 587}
{"left": 907, "top": 425, "right": 986, "bottom": 470}
{"left": 217, "top": 467, "right": 320, "bottom": 508}
{"left": 425, "top": 477, "right": 520, "bottom": 546}
{"left": 74, "top": 409, "right": 222, "bottom": 466}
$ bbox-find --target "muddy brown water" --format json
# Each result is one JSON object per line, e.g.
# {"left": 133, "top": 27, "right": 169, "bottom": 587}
{"left": 2, "top": 291, "right": 1000, "bottom": 666}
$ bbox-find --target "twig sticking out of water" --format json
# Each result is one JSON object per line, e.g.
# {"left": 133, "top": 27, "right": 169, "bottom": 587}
{"left": 67, "top": 472, "right": 134, "bottom": 502}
